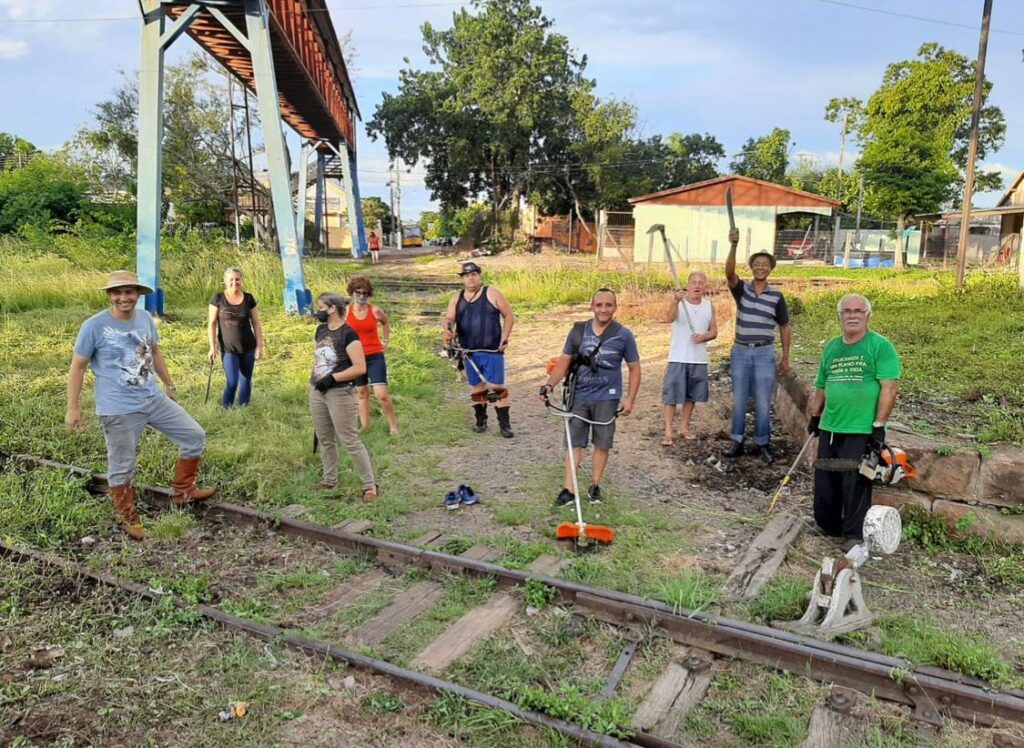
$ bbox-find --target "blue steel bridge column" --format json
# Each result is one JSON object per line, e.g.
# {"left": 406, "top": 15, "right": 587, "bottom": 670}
{"left": 348, "top": 144, "right": 368, "bottom": 258}
{"left": 295, "top": 140, "right": 311, "bottom": 256}
{"left": 244, "top": 0, "right": 310, "bottom": 314}
{"left": 330, "top": 141, "right": 364, "bottom": 259}
{"left": 136, "top": 0, "right": 167, "bottom": 314}
{"left": 314, "top": 150, "right": 326, "bottom": 253}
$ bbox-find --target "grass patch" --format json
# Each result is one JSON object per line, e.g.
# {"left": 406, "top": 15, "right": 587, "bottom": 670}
{"left": 147, "top": 509, "right": 197, "bottom": 541}
{"left": 0, "top": 466, "right": 108, "bottom": 547}
{"left": 653, "top": 570, "right": 720, "bottom": 614}
{"left": 878, "top": 615, "right": 1013, "bottom": 684}
{"left": 748, "top": 575, "right": 811, "bottom": 624}
{"left": 684, "top": 668, "right": 819, "bottom": 746}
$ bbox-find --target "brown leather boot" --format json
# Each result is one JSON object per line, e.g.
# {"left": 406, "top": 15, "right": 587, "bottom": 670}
{"left": 110, "top": 484, "right": 145, "bottom": 541}
{"left": 171, "top": 456, "right": 217, "bottom": 506}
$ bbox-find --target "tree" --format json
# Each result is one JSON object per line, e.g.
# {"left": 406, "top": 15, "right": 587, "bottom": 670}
{"left": 361, "top": 196, "right": 394, "bottom": 236}
{"left": 0, "top": 154, "right": 87, "bottom": 233}
{"left": 418, "top": 210, "right": 442, "bottom": 240}
{"left": 367, "top": 0, "right": 631, "bottom": 233}
{"left": 730, "top": 128, "right": 791, "bottom": 183}
{"left": 850, "top": 43, "right": 1006, "bottom": 269}
{"left": 0, "top": 132, "right": 36, "bottom": 168}
{"left": 74, "top": 54, "right": 258, "bottom": 227}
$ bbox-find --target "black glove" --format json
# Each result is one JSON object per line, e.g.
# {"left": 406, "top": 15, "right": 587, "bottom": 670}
{"left": 807, "top": 415, "right": 821, "bottom": 436}
{"left": 871, "top": 424, "right": 886, "bottom": 446}
{"left": 539, "top": 384, "right": 551, "bottom": 402}
{"left": 315, "top": 375, "right": 335, "bottom": 393}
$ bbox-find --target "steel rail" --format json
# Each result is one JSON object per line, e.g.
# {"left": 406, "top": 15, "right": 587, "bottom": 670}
{"left": 6, "top": 453, "right": 1024, "bottom": 728}
{"left": 0, "top": 542, "right": 652, "bottom": 748}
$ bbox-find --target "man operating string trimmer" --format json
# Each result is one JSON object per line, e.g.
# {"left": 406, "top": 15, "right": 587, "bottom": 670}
{"left": 443, "top": 262, "right": 516, "bottom": 438}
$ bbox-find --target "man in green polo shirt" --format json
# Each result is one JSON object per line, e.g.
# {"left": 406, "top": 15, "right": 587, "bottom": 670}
{"left": 806, "top": 293, "right": 900, "bottom": 548}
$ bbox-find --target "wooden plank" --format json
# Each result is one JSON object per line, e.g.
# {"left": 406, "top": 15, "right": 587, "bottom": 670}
{"left": 528, "top": 554, "right": 571, "bottom": 577}
{"left": 802, "top": 706, "right": 864, "bottom": 748}
{"left": 411, "top": 593, "right": 519, "bottom": 673}
{"left": 333, "top": 519, "right": 373, "bottom": 534}
{"left": 632, "top": 651, "right": 713, "bottom": 737}
{"left": 725, "top": 513, "right": 805, "bottom": 600}
{"left": 348, "top": 580, "right": 444, "bottom": 646}
{"left": 410, "top": 530, "right": 445, "bottom": 547}
{"left": 456, "top": 544, "right": 503, "bottom": 563}
{"left": 295, "top": 568, "right": 389, "bottom": 623}
{"left": 410, "top": 554, "right": 576, "bottom": 674}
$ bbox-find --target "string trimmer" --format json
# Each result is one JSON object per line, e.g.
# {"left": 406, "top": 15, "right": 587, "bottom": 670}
{"left": 543, "top": 396, "right": 617, "bottom": 548}
{"left": 448, "top": 343, "right": 508, "bottom": 403}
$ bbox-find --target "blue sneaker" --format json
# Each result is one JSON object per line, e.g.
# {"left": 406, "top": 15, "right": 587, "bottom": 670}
{"left": 458, "top": 484, "right": 479, "bottom": 506}
{"left": 444, "top": 491, "right": 461, "bottom": 511}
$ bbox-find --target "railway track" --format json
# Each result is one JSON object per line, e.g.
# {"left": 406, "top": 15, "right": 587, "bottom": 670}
{"left": 5, "top": 453, "right": 1024, "bottom": 746}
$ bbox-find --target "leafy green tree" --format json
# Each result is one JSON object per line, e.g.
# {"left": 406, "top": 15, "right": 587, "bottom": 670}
{"left": 367, "top": 0, "right": 630, "bottom": 232}
{"left": 0, "top": 132, "right": 37, "bottom": 167}
{"left": 74, "top": 54, "right": 244, "bottom": 225}
{"left": 730, "top": 128, "right": 791, "bottom": 183}
{"left": 851, "top": 43, "right": 1006, "bottom": 269}
{"left": 361, "top": 196, "right": 394, "bottom": 236}
{"left": 0, "top": 154, "right": 87, "bottom": 233}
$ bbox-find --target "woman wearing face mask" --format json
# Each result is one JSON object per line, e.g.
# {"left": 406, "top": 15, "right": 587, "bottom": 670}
{"left": 309, "top": 291, "right": 378, "bottom": 499}
{"left": 208, "top": 267, "right": 263, "bottom": 407}
{"left": 345, "top": 276, "right": 399, "bottom": 436}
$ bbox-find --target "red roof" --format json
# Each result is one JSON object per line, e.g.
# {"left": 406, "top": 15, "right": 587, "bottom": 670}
{"left": 629, "top": 174, "right": 841, "bottom": 209}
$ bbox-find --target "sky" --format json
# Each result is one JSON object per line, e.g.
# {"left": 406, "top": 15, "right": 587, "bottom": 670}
{"left": 1, "top": 0, "right": 1022, "bottom": 220}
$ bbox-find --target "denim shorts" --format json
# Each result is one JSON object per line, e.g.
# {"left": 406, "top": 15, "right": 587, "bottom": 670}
{"left": 353, "top": 352, "right": 388, "bottom": 387}
{"left": 567, "top": 400, "right": 619, "bottom": 450}
{"left": 661, "top": 362, "right": 709, "bottom": 405}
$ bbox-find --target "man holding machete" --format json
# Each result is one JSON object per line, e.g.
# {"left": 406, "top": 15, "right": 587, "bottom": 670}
{"left": 661, "top": 272, "right": 717, "bottom": 445}
{"left": 723, "top": 192, "right": 792, "bottom": 464}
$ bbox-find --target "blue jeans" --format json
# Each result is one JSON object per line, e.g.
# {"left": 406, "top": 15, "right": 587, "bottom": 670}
{"left": 222, "top": 350, "right": 256, "bottom": 407}
{"left": 729, "top": 344, "right": 776, "bottom": 446}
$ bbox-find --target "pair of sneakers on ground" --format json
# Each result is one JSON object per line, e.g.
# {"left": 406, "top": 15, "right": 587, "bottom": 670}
{"left": 554, "top": 484, "right": 602, "bottom": 508}
{"left": 722, "top": 440, "right": 776, "bottom": 465}
{"left": 445, "top": 484, "right": 480, "bottom": 510}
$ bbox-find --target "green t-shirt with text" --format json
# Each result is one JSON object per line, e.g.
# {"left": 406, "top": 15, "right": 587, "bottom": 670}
{"left": 814, "top": 330, "right": 901, "bottom": 434}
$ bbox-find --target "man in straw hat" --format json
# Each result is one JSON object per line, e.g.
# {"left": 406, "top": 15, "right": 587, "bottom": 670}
{"left": 66, "top": 270, "right": 216, "bottom": 540}
{"left": 723, "top": 230, "right": 791, "bottom": 465}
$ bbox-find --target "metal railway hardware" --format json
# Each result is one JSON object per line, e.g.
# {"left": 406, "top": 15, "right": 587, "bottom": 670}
{"left": 779, "top": 505, "right": 903, "bottom": 641}
{"left": 5, "top": 453, "right": 1024, "bottom": 731}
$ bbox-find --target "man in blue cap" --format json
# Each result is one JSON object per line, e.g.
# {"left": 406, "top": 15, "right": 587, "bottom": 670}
{"left": 442, "top": 261, "right": 516, "bottom": 437}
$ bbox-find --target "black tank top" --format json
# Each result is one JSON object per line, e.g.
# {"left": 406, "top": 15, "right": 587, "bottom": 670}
{"left": 455, "top": 286, "right": 502, "bottom": 351}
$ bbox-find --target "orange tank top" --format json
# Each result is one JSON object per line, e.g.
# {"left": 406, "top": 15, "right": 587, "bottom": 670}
{"left": 346, "top": 304, "right": 384, "bottom": 355}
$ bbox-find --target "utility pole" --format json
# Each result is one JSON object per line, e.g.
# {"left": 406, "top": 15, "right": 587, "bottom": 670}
{"left": 846, "top": 175, "right": 864, "bottom": 268}
{"left": 395, "top": 158, "right": 403, "bottom": 249}
{"left": 955, "top": 0, "right": 993, "bottom": 288}
{"left": 227, "top": 74, "right": 241, "bottom": 245}
{"left": 831, "top": 111, "right": 848, "bottom": 259}
{"left": 387, "top": 161, "right": 395, "bottom": 247}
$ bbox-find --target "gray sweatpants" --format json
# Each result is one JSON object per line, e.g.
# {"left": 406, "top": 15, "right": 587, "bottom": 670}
{"left": 99, "top": 394, "right": 206, "bottom": 486}
{"left": 308, "top": 385, "right": 375, "bottom": 487}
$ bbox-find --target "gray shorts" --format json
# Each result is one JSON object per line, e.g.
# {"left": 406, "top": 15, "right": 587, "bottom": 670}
{"left": 661, "top": 362, "right": 709, "bottom": 405}
{"left": 568, "top": 400, "right": 619, "bottom": 450}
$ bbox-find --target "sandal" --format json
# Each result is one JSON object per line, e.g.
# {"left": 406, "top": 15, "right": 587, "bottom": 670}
{"left": 316, "top": 480, "right": 337, "bottom": 489}
{"left": 362, "top": 484, "right": 380, "bottom": 501}
{"left": 660, "top": 437, "right": 675, "bottom": 447}
{"left": 680, "top": 432, "right": 698, "bottom": 441}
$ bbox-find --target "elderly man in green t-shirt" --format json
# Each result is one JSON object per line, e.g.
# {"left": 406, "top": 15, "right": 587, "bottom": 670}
{"left": 806, "top": 293, "right": 901, "bottom": 548}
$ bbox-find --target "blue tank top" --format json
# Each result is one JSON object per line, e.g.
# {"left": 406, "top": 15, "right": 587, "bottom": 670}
{"left": 455, "top": 286, "right": 502, "bottom": 351}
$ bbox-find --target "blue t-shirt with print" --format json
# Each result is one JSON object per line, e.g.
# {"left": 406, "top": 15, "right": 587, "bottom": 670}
{"left": 73, "top": 309, "right": 160, "bottom": 416}
{"left": 562, "top": 321, "right": 640, "bottom": 402}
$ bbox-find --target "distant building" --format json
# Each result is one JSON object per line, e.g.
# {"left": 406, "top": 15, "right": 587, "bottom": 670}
{"left": 626, "top": 174, "right": 840, "bottom": 265}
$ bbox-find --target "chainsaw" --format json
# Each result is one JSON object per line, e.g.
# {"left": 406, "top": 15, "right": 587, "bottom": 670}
{"left": 814, "top": 442, "right": 916, "bottom": 486}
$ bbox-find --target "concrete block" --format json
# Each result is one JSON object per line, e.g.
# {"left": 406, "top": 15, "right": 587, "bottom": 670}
{"left": 902, "top": 448, "right": 980, "bottom": 502}
{"left": 871, "top": 488, "right": 933, "bottom": 514}
{"left": 932, "top": 500, "right": 1024, "bottom": 545}
{"left": 976, "top": 445, "right": 1024, "bottom": 508}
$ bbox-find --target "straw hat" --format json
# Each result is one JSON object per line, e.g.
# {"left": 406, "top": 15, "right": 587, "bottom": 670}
{"left": 99, "top": 270, "right": 153, "bottom": 295}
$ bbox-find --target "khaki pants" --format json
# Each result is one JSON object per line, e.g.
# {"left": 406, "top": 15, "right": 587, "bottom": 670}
{"left": 308, "top": 385, "right": 375, "bottom": 487}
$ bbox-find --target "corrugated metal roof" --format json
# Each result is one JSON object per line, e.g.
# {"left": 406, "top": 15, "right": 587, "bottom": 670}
{"left": 628, "top": 174, "right": 841, "bottom": 208}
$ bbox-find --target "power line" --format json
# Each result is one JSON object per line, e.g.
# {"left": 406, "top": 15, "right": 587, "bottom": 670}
{"left": 808, "top": 0, "right": 1024, "bottom": 38}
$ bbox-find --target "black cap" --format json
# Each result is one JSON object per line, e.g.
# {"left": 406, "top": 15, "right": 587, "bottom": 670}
{"left": 748, "top": 251, "right": 777, "bottom": 269}
{"left": 458, "top": 261, "right": 482, "bottom": 276}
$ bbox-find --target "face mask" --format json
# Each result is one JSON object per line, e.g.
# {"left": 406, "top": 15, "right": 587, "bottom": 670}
{"left": 314, "top": 310, "right": 330, "bottom": 323}
{"left": 353, "top": 293, "right": 369, "bottom": 304}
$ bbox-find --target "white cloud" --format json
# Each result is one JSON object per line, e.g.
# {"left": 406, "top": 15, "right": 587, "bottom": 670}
{"left": 0, "top": 0, "right": 52, "bottom": 21}
{"left": 978, "top": 161, "right": 1019, "bottom": 183}
{"left": 0, "top": 38, "right": 28, "bottom": 58}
